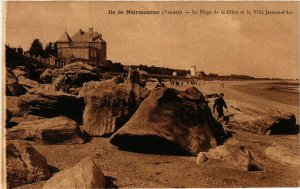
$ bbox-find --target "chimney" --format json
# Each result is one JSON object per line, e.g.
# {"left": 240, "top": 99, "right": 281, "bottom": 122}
{"left": 89, "top": 28, "right": 93, "bottom": 40}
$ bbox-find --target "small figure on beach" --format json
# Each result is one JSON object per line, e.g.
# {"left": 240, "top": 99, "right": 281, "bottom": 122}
{"left": 213, "top": 93, "right": 228, "bottom": 122}
{"left": 156, "top": 78, "right": 165, "bottom": 88}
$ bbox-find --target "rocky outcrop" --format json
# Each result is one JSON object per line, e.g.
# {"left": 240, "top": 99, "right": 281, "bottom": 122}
{"left": 17, "top": 89, "right": 84, "bottom": 123}
{"left": 42, "top": 157, "right": 106, "bottom": 189}
{"left": 6, "top": 69, "right": 26, "bottom": 96}
{"left": 7, "top": 116, "right": 85, "bottom": 144}
{"left": 265, "top": 143, "right": 300, "bottom": 167}
{"left": 228, "top": 113, "right": 297, "bottom": 135}
{"left": 52, "top": 62, "right": 101, "bottom": 93}
{"left": 110, "top": 87, "right": 227, "bottom": 155}
{"left": 6, "top": 140, "right": 51, "bottom": 188}
{"left": 197, "top": 138, "right": 263, "bottom": 171}
{"left": 79, "top": 80, "right": 150, "bottom": 136}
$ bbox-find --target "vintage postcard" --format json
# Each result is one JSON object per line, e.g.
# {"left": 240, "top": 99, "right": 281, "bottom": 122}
{"left": 3, "top": 1, "right": 299, "bottom": 188}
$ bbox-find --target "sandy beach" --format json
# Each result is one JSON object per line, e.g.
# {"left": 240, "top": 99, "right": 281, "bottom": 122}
{"left": 12, "top": 80, "right": 299, "bottom": 188}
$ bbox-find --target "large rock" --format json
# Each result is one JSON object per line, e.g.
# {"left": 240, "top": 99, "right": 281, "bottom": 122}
{"left": 7, "top": 116, "right": 85, "bottom": 144}
{"left": 6, "top": 140, "right": 51, "bottom": 188}
{"left": 112, "top": 74, "right": 126, "bottom": 84}
{"left": 13, "top": 66, "right": 30, "bottom": 78}
{"left": 40, "top": 68, "right": 54, "bottom": 83}
{"left": 18, "top": 76, "right": 39, "bottom": 89}
{"left": 43, "top": 157, "right": 106, "bottom": 189}
{"left": 17, "top": 89, "right": 84, "bottom": 123}
{"left": 6, "top": 69, "right": 26, "bottom": 96}
{"left": 79, "top": 80, "right": 150, "bottom": 136}
{"left": 198, "top": 138, "right": 263, "bottom": 171}
{"left": 6, "top": 96, "right": 22, "bottom": 117}
{"left": 110, "top": 87, "right": 227, "bottom": 155}
{"left": 52, "top": 62, "right": 101, "bottom": 93}
{"left": 265, "top": 144, "right": 300, "bottom": 167}
{"left": 228, "top": 113, "right": 297, "bottom": 135}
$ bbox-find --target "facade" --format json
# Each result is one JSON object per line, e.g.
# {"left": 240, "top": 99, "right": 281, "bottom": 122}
{"left": 23, "top": 51, "right": 59, "bottom": 66}
{"left": 56, "top": 28, "right": 107, "bottom": 66}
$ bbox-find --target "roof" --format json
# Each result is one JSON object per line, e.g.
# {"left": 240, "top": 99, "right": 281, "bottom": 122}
{"left": 71, "top": 30, "right": 103, "bottom": 43}
{"left": 57, "top": 31, "right": 73, "bottom": 43}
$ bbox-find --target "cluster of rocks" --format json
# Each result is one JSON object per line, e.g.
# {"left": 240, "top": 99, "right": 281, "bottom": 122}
{"left": 7, "top": 140, "right": 106, "bottom": 188}
{"left": 5, "top": 62, "right": 298, "bottom": 188}
{"left": 228, "top": 113, "right": 297, "bottom": 135}
{"left": 5, "top": 62, "right": 152, "bottom": 188}
{"left": 196, "top": 138, "right": 263, "bottom": 171}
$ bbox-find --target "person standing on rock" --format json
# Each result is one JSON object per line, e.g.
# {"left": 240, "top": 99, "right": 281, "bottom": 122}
{"left": 213, "top": 93, "right": 228, "bottom": 122}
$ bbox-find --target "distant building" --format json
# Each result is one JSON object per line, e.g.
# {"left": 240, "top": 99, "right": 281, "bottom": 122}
{"left": 56, "top": 28, "right": 107, "bottom": 66}
{"left": 24, "top": 51, "right": 31, "bottom": 58}
{"left": 172, "top": 71, "right": 177, "bottom": 76}
{"left": 190, "top": 66, "right": 196, "bottom": 77}
{"left": 123, "top": 65, "right": 131, "bottom": 72}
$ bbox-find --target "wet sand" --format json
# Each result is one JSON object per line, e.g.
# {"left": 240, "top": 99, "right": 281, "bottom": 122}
{"left": 229, "top": 81, "right": 299, "bottom": 106}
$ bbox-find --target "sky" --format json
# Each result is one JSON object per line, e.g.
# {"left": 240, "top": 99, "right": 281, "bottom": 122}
{"left": 5, "top": 1, "right": 299, "bottom": 79}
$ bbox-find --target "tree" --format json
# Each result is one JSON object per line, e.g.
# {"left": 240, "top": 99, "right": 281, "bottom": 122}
{"left": 29, "top": 39, "right": 43, "bottom": 57}
{"left": 43, "top": 42, "right": 57, "bottom": 58}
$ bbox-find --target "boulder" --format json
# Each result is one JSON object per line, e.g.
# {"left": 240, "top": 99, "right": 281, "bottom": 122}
{"left": 7, "top": 116, "right": 85, "bottom": 144}
{"left": 42, "top": 157, "right": 106, "bottom": 189}
{"left": 17, "top": 89, "right": 84, "bottom": 123}
{"left": 110, "top": 87, "right": 227, "bottom": 155}
{"left": 265, "top": 144, "right": 300, "bottom": 167}
{"left": 18, "top": 76, "right": 39, "bottom": 89}
{"left": 27, "top": 84, "right": 54, "bottom": 94}
{"left": 201, "top": 138, "right": 263, "bottom": 171}
{"left": 196, "top": 152, "right": 208, "bottom": 164}
{"left": 6, "top": 96, "right": 22, "bottom": 116}
{"left": 13, "top": 66, "right": 30, "bottom": 78}
{"left": 112, "top": 74, "right": 125, "bottom": 84}
{"left": 6, "top": 140, "right": 51, "bottom": 188}
{"left": 228, "top": 113, "right": 297, "bottom": 135}
{"left": 40, "top": 68, "right": 54, "bottom": 83}
{"left": 52, "top": 62, "right": 101, "bottom": 93}
{"left": 8, "top": 115, "right": 46, "bottom": 129}
{"left": 79, "top": 80, "right": 150, "bottom": 136}
{"left": 52, "top": 75, "right": 68, "bottom": 91}
{"left": 6, "top": 69, "right": 26, "bottom": 96}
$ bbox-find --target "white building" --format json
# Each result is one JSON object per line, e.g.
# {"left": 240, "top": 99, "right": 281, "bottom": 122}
{"left": 172, "top": 71, "right": 177, "bottom": 76}
{"left": 190, "top": 66, "right": 196, "bottom": 77}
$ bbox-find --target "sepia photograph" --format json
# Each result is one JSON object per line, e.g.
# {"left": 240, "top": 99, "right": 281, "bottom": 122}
{"left": 2, "top": 1, "right": 299, "bottom": 188}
